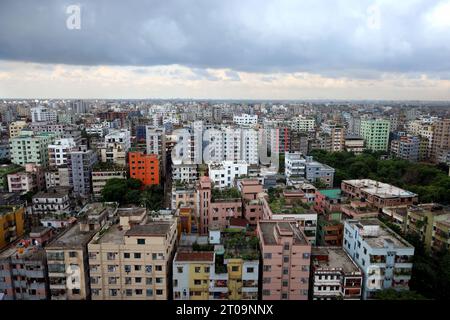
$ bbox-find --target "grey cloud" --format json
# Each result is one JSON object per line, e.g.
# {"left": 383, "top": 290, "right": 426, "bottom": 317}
{"left": 0, "top": 0, "right": 449, "bottom": 78}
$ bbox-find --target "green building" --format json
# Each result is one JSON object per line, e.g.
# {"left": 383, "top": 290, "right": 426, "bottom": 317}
{"left": 360, "top": 119, "right": 390, "bottom": 152}
{"left": 9, "top": 130, "right": 58, "bottom": 168}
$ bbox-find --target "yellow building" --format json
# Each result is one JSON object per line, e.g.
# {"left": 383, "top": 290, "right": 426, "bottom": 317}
{"left": 226, "top": 258, "right": 244, "bottom": 300}
{"left": 173, "top": 252, "right": 214, "bottom": 300}
{"left": 9, "top": 121, "right": 27, "bottom": 138}
{"left": 0, "top": 205, "right": 25, "bottom": 250}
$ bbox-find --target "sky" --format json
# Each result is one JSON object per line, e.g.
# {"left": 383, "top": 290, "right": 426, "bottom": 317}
{"left": 1, "top": 0, "right": 450, "bottom": 100}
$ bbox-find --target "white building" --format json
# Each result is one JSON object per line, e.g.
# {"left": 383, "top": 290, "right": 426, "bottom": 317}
{"left": 208, "top": 160, "right": 248, "bottom": 189}
{"left": 291, "top": 116, "right": 315, "bottom": 132}
{"left": 343, "top": 219, "right": 415, "bottom": 299}
{"left": 31, "top": 106, "right": 57, "bottom": 123}
{"left": 32, "top": 188, "right": 71, "bottom": 216}
{"left": 85, "top": 123, "right": 109, "bottom": 137}
{"left": 104, "top": 129, "right": 131, "bottom": 152}
{"left": 48, "top": 138, "right": 77, "bottom": 167}
{"left": 233, "top": 114, "right": 258, "bottom": 126}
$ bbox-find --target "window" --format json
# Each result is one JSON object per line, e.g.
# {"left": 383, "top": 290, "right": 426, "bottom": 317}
{"left": 137, "top": 239, "right": 145, "bottom": 245}
{"left": 135, "top": 289, "right": 143, "bottom": 295}
{"left": 262, "top": 289, "right": 271, "bottom": 296}
{"left": 155, "top": 265, "right": 163, "bottom": 272}
{"left": 135, "top": 277, "right": 142, "bottom": 283}
{"left": 177, "top": 266, "right": 183, "bottom": 273}
{"left": 246, "top": 267, "right": 254, "bottom": 273}
{"left": 134, "top": 265, "right": 142, "bottom": 271}
{"left": 282, "top": 293, "right": 288, "bottom": 299}
{"left": 69, "top": 251, "right": 77, "bottom": 258}
{"left": 134, "top": 253, "right": 141, "bottom": 259}
{"left": 146, "top": 278, "right": 153, "bottom": 285}
{"left": 124, "top": 253, "right": 130, "bottom": 259}
{"left": 156, "top": 289, "right": 163, "bottom": 296}
{"left": 125, "top": 289, "right": 132, "bottom": 296}
{"left": 282, "top": 268, "right": 288, "bottom": 275}
{"left": 145, "top": 265, "right": 152, "bottom": 273}
{"left": 264, "top": 253, "right": 272, "bottom": 259}
{"left": 231, "top": 266, "right": 239, "bottom": 272}
{"left": 156, "top": 277, "right": 163, "bottom": 284}
{"left": 282, "top": 280, "right": 288, "bottom": 287}
{"left": 124, "top": 265, "right": 131, "bottom": 273}
{"left": 146, "top": 289, "right": 153, "bottom": 297}
{"left": 283, "top": 256, "right": 289, "bottom": 263}
{"left": 204, "top": 267, "right": 210, "bottom": 273}
{"left": 195, "top": 267, "right": 201, "bottom": 273}
{"left": 194, "top": 280, "right": 201, "bottom": 285}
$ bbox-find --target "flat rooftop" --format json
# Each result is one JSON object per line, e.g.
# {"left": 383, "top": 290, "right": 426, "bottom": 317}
{"left": 259, "top": 221, "right": 308, "bottom": 246}
{"left": 319, "top": 189, "right": 342, "bottom": 200}
{"left": 343, "top": 179, "right": 417, "bottom": 199}
{"left": 46, "top": 224, "right": 96, "bottom": 249}
{"left": 174, "top": 251, "right": 214, "bottom": 263}
{"left": 312, "top": 247, "right": 361, "bottom": 273}
{"left": 33, "top": 188, "right": 70, "bottom": 198}
{"left": 125, "top": 223, "right": 172, "bottom": 237}
{"left": 349, "top": 219, "right": 413, "bottom": 249}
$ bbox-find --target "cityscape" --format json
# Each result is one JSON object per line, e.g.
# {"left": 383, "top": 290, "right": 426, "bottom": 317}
{"left": 1, "top": 0, "right": 450, "bottom": 305}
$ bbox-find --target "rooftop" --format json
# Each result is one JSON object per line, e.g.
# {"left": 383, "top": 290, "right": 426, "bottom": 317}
{"left": 32, "top": 187, "right": 70, "bottom": 198}
{"left": 348, "top": 219, "right": 413, "bottom": 249}
{"left": 319, "top": 189, "right": 342, "bottom": 200}
{"left": 174, "top": 251, "right": 214, "bottom": 262}
{"left": 259, "top": 221, "right": 309, "bottom": 246}
{"left": 312, "top": 247, "right": 361, "bottom": 274}
{"left": 125, "top": 223, "right": 172, "bottom": 237}
{"left": 46, "top": 224, "right": 96, "bottom": 249}
{"left": 343, "top": 179, "right": 417, "bottom": 199}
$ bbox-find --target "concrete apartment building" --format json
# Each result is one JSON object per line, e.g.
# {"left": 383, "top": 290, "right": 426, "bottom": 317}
{"left": 105, "top": 129, "right": 131, "bottom": 152}
{"left": 31, "top": 187, "right": 71, "bottom": 217}
{"left": 233, "top": 114, "right": 258, "bottom": 126}
{"left": 0, "top": 228, "right": 52, "bottom": 300}
{"left": 285, "top": 153, "right": 335, "bottom": 187}
{"left": 87, "top": 210, "right": 177, "bottom": 300}
{"left": 31, "top": 106, "right": 57, "bottom": 123}
{"left": 10, "top": 131, "right": 57, "bottom": 167}
{"left": 45, "top": 166, "right": 71, "bottom": 189}
{"left": 310, "top": 247, "right": 363, "bottom": 300}
{"left": 208, "top": 160, "right": 248, "bottom": 189}
{"left": 97, "top": 142, "right": 127, "bottom": 166}
{"left": 238, "top": 179, "right": 263, "bottom": 226}
{"left": 128, "top": 151, "right": 160, "bottom": 186}
{"left": 360, "top": 119, "right": 390, "bottom": 152}
{"left": 390, "top": 135, "right": 420, "bottom": 162}
{"left": 343, "top": 219, "right": 415, "bottom": 299}
{"left": 0, "top": 205, "right": 25, "bottom": 250}
{"left": 258, "top": 220, "right": 311, "bottom": 300}
{"left": 341, "top": 179, "right": 418, "bottom": 210}
{"left": 45, "top": 224, "right": 97, "bottom": 300}
{"left": 91, "top": 164, "right": 127, "bottom": 199}
{"left": 67, "top": 145, "right": 98, "bottom": 197}
{"left": 291, "top": 115, "right": 315, "bottom": 132}
{"left": 9, "top": 120, "right": 27, "bottom": 138}
{"left": 48, "top": 138, "right": 77, "bottom": 167}
{"left": 344, "top": 135, "right": 365, "bottom": 154}
{"left": 172, "top": 164, "right": 198, "bottom": 184}
{"left": 431, "top": 119, "right": 450, "bottom": 163}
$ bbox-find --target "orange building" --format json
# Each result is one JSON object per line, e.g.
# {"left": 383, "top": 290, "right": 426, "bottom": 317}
{"left": 128, "top": 151, "right": 160, "bottom": 186}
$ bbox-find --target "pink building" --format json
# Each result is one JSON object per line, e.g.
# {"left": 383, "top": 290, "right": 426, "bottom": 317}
{"left": 257, "top": 220, "right": 311, "bottom": 300}
{"left": 239, "top": 179, "right": 263, "bottom": 225}
{"left": 197, "top": 176, "right": 243, "bottom": 234}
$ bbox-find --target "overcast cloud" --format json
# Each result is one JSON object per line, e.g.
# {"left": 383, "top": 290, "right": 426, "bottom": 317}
{"left": 0, "top": 0, "right": 450, "bottom": 99}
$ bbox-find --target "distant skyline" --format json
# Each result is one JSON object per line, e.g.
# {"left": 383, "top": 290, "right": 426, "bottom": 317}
{"left": 1, "top": 0, "right": 450, "bottom": 100}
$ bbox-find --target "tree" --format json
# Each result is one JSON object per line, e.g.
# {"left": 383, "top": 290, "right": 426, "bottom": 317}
{"left": 373, "top": 288, "right": 427, "bottom": 300}
{"left": 101, "top": 178, "right": 143, "bottom": 205}
{"left": 140, "top": 185, "right": 164, "bottom": 210}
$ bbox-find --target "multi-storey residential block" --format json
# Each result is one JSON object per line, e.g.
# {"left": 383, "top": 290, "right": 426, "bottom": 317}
{"left": 390, "top": 135, "right": 420, "bottom": 162}
{"left": 0, "top": 230, "right": 52, "bottom": 300}
{"left": 344, "top": 135, "right": 364, "bottom": 154}
{"left": 173, "top": 252, "right": 214, "bottom": 300}
{"left": 317, "top": 215, "right": 343, "bottom": 246}
{"left": 208, "top": 160, "right": 248, "bottom": 189}
{"left": 31, "top": 106, "right": 57, "bottom": 123}
{"left": 91, "top": 164, "right": 127, "bottom": 199}
{"left": 10, "top": 131, "right": 57, "bottom": 167}
{"left": 233, "top": 114, "right": 258, "bottom": 126}
{"left": 9, "top": 120, "right": 27, "bottom": 138}
{"left": 321, "top": 122, "right": 345, "bottom": 152}
{"left": 87, "top": 212, "right": 177, "bottom": 300}
{"left": 239, "top": 179, "right": 263, "bottom": 225}
{"left": 45, "top": 223, "right": 97, "bottom": 300}
{"left": 0, "top": 204, "right": 25, "bottom": 250}
{"left": 343, "top": 219, "right": 415, "bottom": 299}
{"left": 45, "top": 166, "right": 71, "bottom": 189}
{"left": 67, "top": 145, "right": 98, "bottom": 197}
{"left": 260, "top": 190, "right": 317, "bottom": 245}
{"left": 431, "top": 119, "right": 450, "bottom": 163}
{"left": 32, "top": 188, "right": 71, "bottom": 218}
{"left": 172, "top": 164, "right": 198, "bottom": 184}
{"left": 97, "top": 142, "right": 127, "bottom": 166}
{"left": 258, "top": 220, "right": 311, "bottom": 300}
{"left": 48, "top": 138, "right": 77, "bottom": 167}
{"left": 128, "top": 151, "right": 160, "bottom": 186}
{"left": 285, "top": 153, "right": 335, "bottom": 187}
{"left": 360, "top": 119, "right": 390, "bottom": 152}
{"left": 382, "top": 204, "right": 450, "bottom": 253}
{"left": 341, "top": 179, "right": 418, "bottom": 210}
{"left": 310, "top": 247, "right": 362, "bottom": 300}
{"left": 291, "top": 115, "right": 315, "bottom": 132}
{"left": 105, "top": 129, "right": 131, "bottom": 152}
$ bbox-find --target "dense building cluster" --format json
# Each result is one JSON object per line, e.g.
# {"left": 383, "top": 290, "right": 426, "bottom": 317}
{"left": 0, "top": 99, "right": 449, "bottom": 300}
